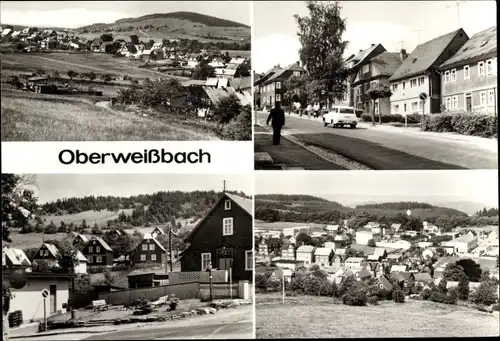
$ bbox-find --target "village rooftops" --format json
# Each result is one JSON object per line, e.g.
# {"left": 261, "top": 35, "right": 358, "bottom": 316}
{"left": 345, "top": 257, "right": 365, "bottom": 263}
{"left": 450, "top": 234, "right": 477, "bottom": 243}
{"left": 89, "top": 236, "right": 113, "bottom": 252}
{"left": 296, "top": 245, "right": 315, "bottom": 253}
{"left": 440, "top": 26, "right": 496, "bottom": 69}
{"left": 28, "top": 76, "right": 48, "bottom": 82}
{"left": 314, "top": 247, "right": 333, "bottom": 256}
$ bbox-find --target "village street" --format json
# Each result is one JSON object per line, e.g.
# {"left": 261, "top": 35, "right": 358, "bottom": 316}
{"left": 254, "top": 111, "right": 498, "bottom": 170}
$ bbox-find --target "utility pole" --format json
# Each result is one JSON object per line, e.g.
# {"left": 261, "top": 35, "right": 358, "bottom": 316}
{"left": 167, "top": 222, "right": 173, "bottom": 272}
{"left": 446, "top": 1, "right": 467, "bottom": 28}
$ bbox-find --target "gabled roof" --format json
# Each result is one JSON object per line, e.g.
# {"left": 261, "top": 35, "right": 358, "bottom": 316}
{"left": 75, "top": 234, "right": 89, "bottom": 243}
{"left": 215, "top": 68, "right": 237, "bottom": 76}
{"left": 139, "top": 237, "right": 167, "bottom": 252}
{"left": 356, "top": 268, "right": 372, "bottom": 279}
{"left": 440, "top": 26, "right": 496, "bottom": 69}
{"left": 373, "top": 248, "right": 387, "bottom": 257}
{"left": 378, "top": 275, "right": 393, "bottom": 291}
{"left": 3, "top": 248, "right": 31, "bottom": 266}
{"left": 389, "top": 28, "right": 468, "bottom": 81}
{"left": 314, "top": 247, "right": 333, "bottom": 256}
{"left": 185, "top": 193, "right": 252, "bottom": 242}
{"left": 391, "top": 265, "right": 408, "bottom": 273}
{"left": 230, "top": 77, "right": 251, "bottom": 90}
{"left": 297, "top": 245, "right": 315, "bottom": 253}
{"left": 335, "top": 248, "right": 347, "bottom": 255}
{"left": 43, "top": 243, "right": 60, "bottom": 258}
{"left": 263, "top": 63, "right": 306, "bottom": 84}
{"left": 72, "top": 250, "right": 88, "bottom": 262}
{"left": 89, "top": 236, "right": 113, "bottom": 252}
{"left": 351, "top": 44, "right": 386, "bottom": 69}
{"left": 217, "top": 78, "right": 229, "bottom": 88}
{"left": 255, "top": 66, "right": 283, "bottom": 85}
{"left": 414, "top": 272, "right": 433, "bottom": 282}
{"left": 371, "top": 52, "right": 403, "bottom": 76}
{"left": 346, "top": 257, "right": 365, "bottom": 263}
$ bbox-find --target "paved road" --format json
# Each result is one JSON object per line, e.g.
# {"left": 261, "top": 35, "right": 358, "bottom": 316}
{"left": 255, "top": 112, "right": 498, "bottom": 170}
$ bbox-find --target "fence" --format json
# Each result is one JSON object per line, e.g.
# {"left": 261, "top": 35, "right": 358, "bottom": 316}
{"left": 98, "top": 281, "right": 199, "bottom": 305}
{"left": 168, "top": 270, "right": 228, "bottom": 285}
{"left": 199, "top": 282, "right": 238, "bottom": 299}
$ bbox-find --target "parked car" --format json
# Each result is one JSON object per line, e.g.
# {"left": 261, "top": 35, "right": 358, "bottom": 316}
{"left": 322, "top": 106, "right": 358, "bottom": 129}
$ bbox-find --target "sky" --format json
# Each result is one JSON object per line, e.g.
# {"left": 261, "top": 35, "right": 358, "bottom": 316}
{"left": 255, "top": 170, "right": 499, "bottom": 209}
{"left": 253, "top": 0, "right": 497, "bottom": 73}
{"left": 29, "top": 174, "right": 253, "bottom": 204}
{"left": 0, "top": 1, "right": 250, "bottom": 28}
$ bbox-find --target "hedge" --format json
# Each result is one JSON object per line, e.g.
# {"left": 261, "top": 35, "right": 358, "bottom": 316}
{"left": 360, "top": 113, "right": 422, "bottom": 124}
{"left": 422, "top": 113, "right": 497, "bottom": 138}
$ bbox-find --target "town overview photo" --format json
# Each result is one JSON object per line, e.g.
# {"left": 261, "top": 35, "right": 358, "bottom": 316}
{"left": 1, "top": 1, "right": 252, "bottom": 141}
{"left": 253, "top": 1, "right": 497, "bottom": 170}
{"left": 2, "top": 174, "right": 254, "bottom": 340}
{"left": 254, "top": 170, "right": 499, "bottom": 338}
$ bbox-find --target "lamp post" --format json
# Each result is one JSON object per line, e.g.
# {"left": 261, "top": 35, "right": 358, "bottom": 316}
{"left": 206, "top": 262, "right": 213, "bottom": 302}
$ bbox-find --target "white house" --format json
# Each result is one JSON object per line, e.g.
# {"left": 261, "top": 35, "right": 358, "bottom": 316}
{"left": 356, "top": 230, "right": 381, "bottom": 245}
{"left": 442, "top": 234, "right": 479, "bottom": 253}
{"left": 344, "top": 257, "right": 365, "bottom": 270}
{"left": 73, "top": 251, "right": 88, "bottom": 274}
{"left": 296, "top": 245, "right": 315, "bottom": 266}
{"left": 274, "top": 259, "right": 305, "bottom": 272}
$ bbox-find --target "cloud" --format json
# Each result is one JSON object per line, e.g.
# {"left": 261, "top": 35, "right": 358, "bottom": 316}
{"left": 253, "top": 33, "right": 301, "bottom": 73}
{"left": 1, "top": 8, "right": 128, "bottom": 28}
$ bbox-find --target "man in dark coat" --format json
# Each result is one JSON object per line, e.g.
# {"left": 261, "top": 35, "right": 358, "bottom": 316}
{"left": 266, "top": 102, "right": 285, "bottom": 145}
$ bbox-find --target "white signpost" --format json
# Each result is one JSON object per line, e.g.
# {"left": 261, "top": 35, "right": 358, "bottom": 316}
{"left": 419, "top": 92, "right": 428, "bottom": 130}
{"left": 42, "top": 289, "right": 49, "bottom": 332}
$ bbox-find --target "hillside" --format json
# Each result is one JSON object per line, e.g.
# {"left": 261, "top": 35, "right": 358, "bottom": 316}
{"left": 355, "top": 202, "right": 468, "bottom": 217}
{"left": 75, "top": 11, "right": 250, "bottom": 43}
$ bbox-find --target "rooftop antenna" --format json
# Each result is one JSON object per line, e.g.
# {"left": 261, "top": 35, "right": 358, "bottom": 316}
{"left": 398, "top": 41, "right": 404, "bottom": 50}
{"left": 223, "top": 180, "right": 226, "bottom": 192}
{"left": 412, "top": 29, "right": 423, "bottom": 45}
{"left": 446, "top": 1, "right": 468, "bottom": 28}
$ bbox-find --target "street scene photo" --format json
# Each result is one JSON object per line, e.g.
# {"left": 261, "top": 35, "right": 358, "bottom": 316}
{"left": 254, "top": 170, "right": 499, "bottom": 338}
{"left": 253, "top": 1, "right": 497, "bottom": 170}
{"left": 2, "top": 174, "right": 254, "bottom": 340}
{"left": 1, "top": 1, "right": 252, "bottom": 141}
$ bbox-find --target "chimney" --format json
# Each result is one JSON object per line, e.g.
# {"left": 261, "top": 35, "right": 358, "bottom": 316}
{"left": 400, "top": 49, "right": 408, "bottom": 61}
{"left": 359, "top": 49, "right": 363, "bottom": 52}
{"left": 296, "top": 61, "right": 300, "bottom": 67}
{"left": 371, "top": 44, "right": 375, "bottom": 47}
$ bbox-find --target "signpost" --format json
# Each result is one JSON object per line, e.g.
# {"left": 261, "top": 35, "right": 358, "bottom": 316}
{"left": 42, "top": 289, "right": 49, "bottom": 332}
{"left": 419, "top": 92, "right": 428, "bottom": 131}
{"left": 282, "top": 268, "right": 285, "bottom": 303}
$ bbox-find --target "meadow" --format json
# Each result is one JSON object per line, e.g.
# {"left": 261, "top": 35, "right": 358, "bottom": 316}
{"left": 254, "top": 221, "right": 326, "bottom": 232}
{"left": 1, "top": 89, "right": 220, "bottom": 141}
{"left": 256, "top": 293, "right": 500, "bottom": 338}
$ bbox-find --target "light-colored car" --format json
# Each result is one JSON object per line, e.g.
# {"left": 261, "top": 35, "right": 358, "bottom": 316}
{"left": 322, "top": 106, "right": 358, "bottom": 129}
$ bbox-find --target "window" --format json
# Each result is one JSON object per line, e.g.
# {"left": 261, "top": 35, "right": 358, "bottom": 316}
{"left": 40, "top": 250, "right": 44, "bottom": 256}
{"left": 96, "top": 246, "right": 100, "bottom": 253}
{"left": 362, "top": 64, "right": 369, "bottom": 73}
{"left": 446, "top": 97, "right": 451, "bottom": 109}
{"left": 151, "top": 254, "right": 157, "bottom": 261}
{"left": 410, "top": 79, "right": 417, "bottom": 87}
{"left": 96, "top": 256, "right": 102, "bottom": 263}
{"left": 142, "top": 244, "right": 147, "bottom": 251}
{"left": 392, "top": 83, "right": 398, "bottom": 92}
{"left": 89, "top": 246, "right": 93, "bottom": 253}
{"left": 223, "top": 217, "right": 233, "bottom": 236}
{"left": 452, "top": 96, "right": 458, "bottom": 109}
{"left": 445, "top": 71, "right": 450, "bottom": 83}
{"left": 275, "top": 81, "right": 281, "bottom": 89}
{"left": 480, "top": 91, "right": 487, "bottom": 105}
{"left": 394, "top": 104, "right": 399, "bottom": 113}
{"left": 293, "top": 71, "right": 301, "bottom": 77}
{"left": 464, "top": 65, "right": 470, "bottom": 79}
{"left": 486, "top": 59, "right": 493, "bottom": 74}
{"left": 149, "top": 244, "right": 155, "bottom": 251}
{"left": 140, "top": 254, "right": 146, "bottom": 261}
{"left": 201, "top": 252, "right": 211, "bottom": 271}
{"left": 245, "top": 250, "right": 253, "bottom": 271}
{"left": 478, "top": 62, "right": 485, "bottom": 76}
{"left": 418, "top": 77, "right": 425, "bottom": 86}
{"left": 419, "top": 101, "right": 424, "bottom": 110}
{"left": 89, "top": 257, "right": 93, "bottom": 263}
{"left": 402, "top": 82, "right": 406, "bottom": 90}
{"left": 276, "top": 94, "right": 281, "bottom": 101}
{"left": 403, "top": 103, "right": 407, "bottom": 112}
{"left": 488, "top": 89, "right": 495, "bottom": 105}
{"left": 451, "top": 69, "right": 456, "bottom": 82}
{"left": 224, "top": 199, "right": 231, "bottom": 210}
{"left": 411, "top": 102, "right": 418, "bottom": 111}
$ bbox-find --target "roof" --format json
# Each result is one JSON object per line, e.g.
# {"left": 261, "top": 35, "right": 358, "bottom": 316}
{"left": 89, "top": 236, "right": 113, "bottom": 252}
{"left": 264, "top": 63, "right": 305, "bottom": 84}
{"left": 43, "top": 243, "right": 60, "bottom": 258}
{"left": 215, "top": 68, "right": 237, "bottom": 76}
{"left": 389, "top": 29, "right": 467, "bottom": 81}
{"left": 351, "top": 44, "right": 385, "bottom": 68}
{"left": 391, "top": 265, "right": 408, "bottom": 272}
{"left": 140, "top": 237, "right": 166, "bottom": 252}
{"left": 440, "top": 26, "right": 496, "bottom": 69}
{"left": 371, "top": 52, "right": 403, "bottom": 76}
{"left": 230, "top": 77, "right": 251, "bottom": 90}
{"left": 182, "top": 79, "right": 206, "bottom": 87}
{"left": 391, "top": 223, "right": 402, "bottom": 229}
{"left": 314, "top": 247, "right": 333, "bottom": 256}
{"left": 373, "top": 248, "right": 387, "bottom": 257}
{"left": 73, "top": 250, "right": 88, "bottom": 262}
{"left": 76, "top": 234, "right": 89, "bottom": 243}
{"left": 414, "top": 272, "right": 433, "bottom": 282}
{"left": 378, "top": 276, "right": 393, "bottom": 291}
{"left": 274, "top": 259, "right": 304, "bottom": 264}
{"left": 185, "top": 193, "right": 252, "bottom": 242}
{"left": 451, "top": 235, "right": 477, "bottom": 243}
{"left": 356, "top": 268, "right": 372, "bottom": 278}
{"left": 335, "top": 248, "right": 347, "bottom": 255}
{"left": 387, "top": 253, "right": 403, "bottom": 259}
{"left": 346, "top": 257, "right": 365, "bottom": 263}
{"left": 3, "top": 248, "right": 31, "bottom": 267}
{"left": 28, "top": 76, "right": 48, "bottom": 82}
{"left": 297, "top": 245, "right": 315, "bottom": 253}
{"left": 217, "top": 78, "right": 229, "bottom": 88}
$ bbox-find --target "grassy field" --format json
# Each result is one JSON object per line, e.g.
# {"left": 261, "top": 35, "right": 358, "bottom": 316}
{"left": 1, "top": 89, "right": 219, "bottom": 141}
{"left": 254, "top": 221, "right": 325, "bottom": 231}
{"left": 41, "top": 209, "right": 134, "bottom": 228}
{"left": 256, "top": 293, "right": 500, "bottom": 338}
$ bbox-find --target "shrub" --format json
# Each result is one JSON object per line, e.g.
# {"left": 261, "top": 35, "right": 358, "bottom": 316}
{"left": 448, "top": 287, "right": 459, "bottom": 304}
{"left": 342, "top": 287, "right": 367, "bottom": 306}
{"left": 289, "top": 277, "right": 306, "bottom": 294}
{"left": 420, "top": 288, "right": 432, "bottom": 300}
{"left": 429, "top": 290, "right": 456, "bottom": 305}
{"left": 367, "top": 295, "right": 379, "bottom": 305}
{"left": 457, "top": 278, "right": 470, "bottom": 300}
{"left": 198, "top": 290, "right": 211, "bottom": 302}
{"left": 492, "top": 304, "right": 499, "bottom": 311}
{"left": 393, "top": 289, "right": 405, "bottom": 303}
{"left": 266, "top": 278, "right": 281, "bottom": 292}
{"left": 255, "top": 273, "right": 268, "bottom": 289}
{"left": 473, "top": 281, "right": 497, "bottom": 305}
{"left": 422, "top": 113, "right": 497, "bottom": 138}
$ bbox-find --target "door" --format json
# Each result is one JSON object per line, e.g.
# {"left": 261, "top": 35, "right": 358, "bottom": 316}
{"left": 466, "top": 95, "right": 472, "bottom": 112}
{"left": 217, "top": 248, "right": 234, "bottom": 280}
{"left": 49, "top": 285, "right": 57, "bottom": 314}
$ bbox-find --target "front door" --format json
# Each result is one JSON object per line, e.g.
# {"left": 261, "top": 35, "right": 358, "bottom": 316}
{"left": 49, "top": 285, "right": 56, "bottom": 314}
{"left": 466, "top": 95, "right": 472, "bottom": 112}
{"left": 217, "top": 248, "right": 234, "bottom": 280}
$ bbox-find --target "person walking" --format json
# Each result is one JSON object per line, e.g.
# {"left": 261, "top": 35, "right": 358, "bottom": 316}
{"left": 266, "top": 102, "right": 285, "bottom": 145}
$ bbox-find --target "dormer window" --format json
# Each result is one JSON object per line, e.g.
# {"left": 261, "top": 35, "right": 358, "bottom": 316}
{"left": 480, "top": 40, "right": 488, "bottom": 47}
{"left": 224, "top": 199, "right": 231, "bottom": 210}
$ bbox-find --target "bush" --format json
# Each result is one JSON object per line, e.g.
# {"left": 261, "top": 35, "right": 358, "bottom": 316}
{"left": 422, "top": 113, "right": 497, "bottom": 138}
{"left": 198, "top": 290, "right": 211, "bottom": 302}
{"left": 429, "top": 290, "right": 456, "bottom": 305}
{"left": 420, "top": 288, "right": 432, "bottom": 300}
{"left": 473, "top": 281, "right": 498, "bottom": 305}
{"left": 393, "top": 289, "right": 405, "bottom": 303}
{"left": 255, "top": 273, "right": 268, "bottom": 289}
{"left": 266, "top": 278, "right": 281, "bottom": 292}
{"left": 492, "top": 304, "right": 499, "bottom": 311}
{"left": 367, "top": 295, "right": 379, "bottom": 305}
{"left": 457, "top": 278, "right": 470, "bottom": 300}
{"left": 342, "top": 287, "right": 367, "bottom": 306}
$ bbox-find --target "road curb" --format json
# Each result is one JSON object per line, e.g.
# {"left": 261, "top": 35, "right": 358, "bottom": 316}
{"left": 10, "top": 328, "right": 117, "bottom": 339}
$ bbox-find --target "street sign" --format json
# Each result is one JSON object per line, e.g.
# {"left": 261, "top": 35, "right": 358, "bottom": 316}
{"left": 419, "top": 92, "right": 428, "bottom": 101}
{"left": 41, "top": 289, "right": 49, "bottom": 298}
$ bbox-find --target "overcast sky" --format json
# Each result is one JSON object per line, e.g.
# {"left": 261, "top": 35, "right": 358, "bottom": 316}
{"left": 30, "top": 174, "right": 253, "bottom": 203}
{"left": 0, "top": 1, "right": 250, "bottom": 28}
{"left": 253, "top": 0, "right": 497, "bottom": 73}
{"left": 255, "top": 170, "right": 498, "bottom": 208}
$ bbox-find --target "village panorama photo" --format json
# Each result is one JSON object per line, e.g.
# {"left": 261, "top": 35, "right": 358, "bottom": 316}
{"left": 2, "top": 173, "right": 254, "bottom": 340}
{"left": 1, "top": 1, "right": 252, "bottom": 141}
{"left": 254, "top": 170, "right": 499, "bottom": 338}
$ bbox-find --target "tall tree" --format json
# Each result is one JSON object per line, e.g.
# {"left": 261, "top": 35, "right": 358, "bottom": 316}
{"left": 294, "top": 1, "right": 349, "bottom": 105}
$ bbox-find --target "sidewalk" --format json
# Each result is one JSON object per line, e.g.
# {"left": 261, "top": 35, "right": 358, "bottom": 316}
{"left": 8, "top": 324, "right": 117, "bottom": 339}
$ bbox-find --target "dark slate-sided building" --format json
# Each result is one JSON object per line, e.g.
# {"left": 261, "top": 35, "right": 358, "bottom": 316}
{"left": 81, "top": 236, "right": 114, "bottom": 268}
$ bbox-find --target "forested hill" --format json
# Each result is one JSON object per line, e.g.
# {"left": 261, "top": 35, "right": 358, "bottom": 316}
{"left": 355, "top": 202, "right": 468, "bottom": 216}
{"left": 41, "top": 190, "right": 249, "bottom": 221}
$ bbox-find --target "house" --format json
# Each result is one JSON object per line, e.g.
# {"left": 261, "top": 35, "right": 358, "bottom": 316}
{"left": 7, "top": 271, "right": 72, "bottom": 323}
{"left": 422, "top": 248, "right": 435, "bottom": 259}
{"left": 229, "top": 76, "right": 252, "bottom": 92}
{"left": 376, "top": 275, "right": 393, "bottom": 292}
{"left": 393, "top": 240, "right": 412, "bottom": 250}
{"left": 91, "top": 39, "right": 102, "bottom": 52}
{"left": 107, "top": 229, "right": 124, "bottom": 239}
{"left": 442, "top": 234, "right": 479, "bottom": 253}
{"left": 209, "top": 56, "right": 226, "bottom": 68}
{"left": 390, "top": 264, "right": 408, "bottom": 273}
{"left": 259, "top": 242, "right": 269, "bottom": 256}
{"left": 256, "top": 62, "right": 306, "bottom": 109}
{"left": 356, "top": 230, "right": 381, "bottom": 245}
{"left": 151, "top": 226, "right": 166, "bottom": 238}
{"left": 59, "top": 250, "right": 88, "bottom": 274}
{"left": 32, "top": 243, "right": 60, "bottom": 267}
{"left": 367, "top": 261, "right": 383, "bottom": 278}
{"left": 324, "top": 241, "right": 337, "bottom": 251}
{"left": 345, "top": 257, "right": 365, "bottom": 270}
{"left": 325, "top": 225, "right": 339, "bottom": 235}
{"left": 1, "top": 28, "right": 13, "bottom": 37}
{"left": 72, "top": 234, "right": 88, "bottom": 248}
{"left": 133, "top": 236, "right": 166, "bottom": 265}
{"left": 350, "top": 47, "right": 404, "bottom": 114}
{"left": 389, "top": 28, "right": 469, "bottom": 115}
{"left": 333, "top": 248, "right": 347, "bottom": 263}
{"left": 215, "top": 67, "right": 237, "bottom": 79}
{"left": 296, "top": 245, "right": 315, "bottom": 266}
{"left": 423, "top": 221, "right": 440, "bottom": 233}
{"left": 127, "top": 271, "right": 169, "bottom": 288}
{"left": 314, "top": 248, "right": 334, "bottom": 267}
{"left": 180, "top": 193, "right": 253, "bottom": 282}
{"left": 11, "top": 31, "right": 21, "bottom": 39}
{"left": 81, "top": 237, "right": 114, "bottom": 268}
{"left": 355, "top": 267, "right": 372, "bottom": 281}
{"left": 367, "top": 248, "right": 387, "bottom": 261}
{"left": 391, "top": 223, "right": 402, "bottom": 232}
{"left": 274, "top": 259, "right": 305, "bottom": 272}
{"left": 439, "top": 26, "right": 497, "bottom": 115}
{"left": 2, "top": 248, "right": 31, "bottom": 269}
{"left": 386, "top": 253, "right": 403, "bottom": 262}
{"left": 414, "top": 272, "right": 433, "bottom": 284}
{"left": 281, "top": 244, "right": 295, "bottom": 260}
